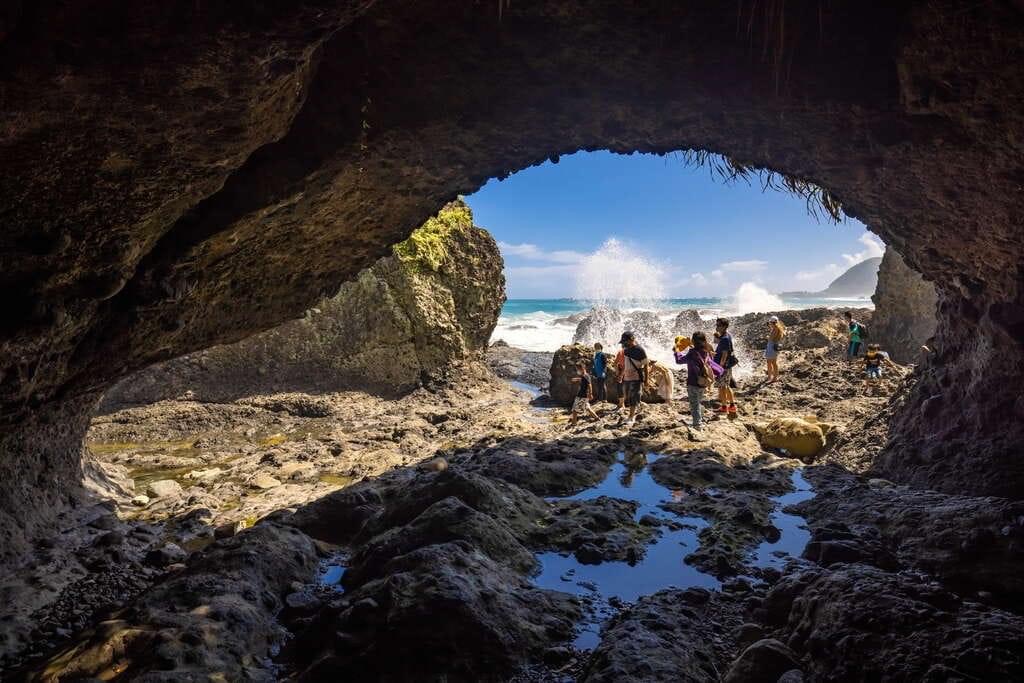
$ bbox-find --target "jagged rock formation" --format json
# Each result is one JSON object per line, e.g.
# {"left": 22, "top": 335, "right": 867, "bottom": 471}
{"left": 870, "top": 249, "right": 938, "bottom": 364}
{"left": 2, "top": 0, "right": 1024, "bottom": 562}
{"left": 99, "top": 200, "right": 504, "bottom": 407}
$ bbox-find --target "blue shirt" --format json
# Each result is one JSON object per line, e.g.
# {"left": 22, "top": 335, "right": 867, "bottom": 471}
{"left": 714, "top": 334, "right": 734, "bottom": 366}
{"left": 592, "top": 352, "right": 607, "bottom": 378}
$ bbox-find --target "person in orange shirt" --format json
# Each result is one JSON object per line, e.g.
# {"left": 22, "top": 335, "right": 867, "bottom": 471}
{"left": 613, "top": 345, "right": 626, "bottom": 413}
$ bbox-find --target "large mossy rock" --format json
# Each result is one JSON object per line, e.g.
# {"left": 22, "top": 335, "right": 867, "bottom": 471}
{"left": 754, "top": 417, "right": 834, "bottom": 460}
{"left": 100, "top": 200, "right": 505, "bottom": 406}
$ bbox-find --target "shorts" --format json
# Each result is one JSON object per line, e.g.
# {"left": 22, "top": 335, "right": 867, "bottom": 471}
{"left": 765, "top": 341, "right": 778, "bottom": 360}
{"left": 866, "top": 366, "right": 882, "bottom": 379}
{"left": 715, "top": 367, "right": 733, "bottom": 389}
{"left": 622, "top": 380, "right": 642, "bottom": 407}
{"left": 571, "top": 396, "right": 590, "bottom": 414}
{"left": 847, "top": 341, "right": 862, "bottom": 358}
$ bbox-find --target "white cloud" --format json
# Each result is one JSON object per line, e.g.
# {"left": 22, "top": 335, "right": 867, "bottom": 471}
{"left": 498, "top": 241, "right": 585, "bottom": 264}
{"left": 719, "top": 259, "right": 768, "bottom": 272}
{"left": 688, "top": 272, "right": 709, "bottom": 286}
{"left": 841, "top": 232, "right": 885, "bottom": 266}
{"left": 795, "top": 263, "right": 844, "bottom": 283}
{"left": 710, "top": 269, "right": 725, "bottom": 280}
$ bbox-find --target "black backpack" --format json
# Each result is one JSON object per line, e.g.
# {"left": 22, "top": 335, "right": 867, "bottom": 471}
{"left": 857, "top": 322, "right": 869, "bottom": 339}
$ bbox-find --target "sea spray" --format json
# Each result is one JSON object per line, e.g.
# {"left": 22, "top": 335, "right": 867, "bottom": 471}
{"left": 733, "top": 282, "right": 785, "bottom": 315}
{"left": 574, "top": 238, "right": 667, "bottom": 306}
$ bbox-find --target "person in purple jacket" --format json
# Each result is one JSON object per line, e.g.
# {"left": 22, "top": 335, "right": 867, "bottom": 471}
{"left": 684, "top": 331, "right": 713, "bottom": 430}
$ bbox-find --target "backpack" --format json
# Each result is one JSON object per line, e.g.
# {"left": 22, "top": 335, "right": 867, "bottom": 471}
{"left": 857, "top": 322, "right": 869, "bottom": 339}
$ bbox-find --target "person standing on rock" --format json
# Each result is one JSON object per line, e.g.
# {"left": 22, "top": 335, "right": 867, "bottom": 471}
{"left": 591, "top": 343, "right": 607, "bottom": 404}
{"left": 684, "top": 331, "right": 713, "bottom": 430}
{"left": 712, "top": 318, "right": 738, "bottom": 416}
{"left": 765, "top": 315, "right": 785, "bottom": 383}
{"left": 844, "top": 311, "right": 865, "bottom": 360}
{"left": 568, "top": 361, "right": 601, "bottom": 426}
{"left": 619, "top": 331, "right": 648, "bottom": 428}
{"left": 612, "top": 345, "right": 627, "bottom": 413}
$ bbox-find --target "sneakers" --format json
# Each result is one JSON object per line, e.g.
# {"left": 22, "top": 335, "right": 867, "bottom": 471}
{"left": 727, "top": 403, "right": 738, "bottom": 415}
{"left": 716, "top": 405, "right": 729, "bottom": 414}
{"left": 625, "top": 418, "right": 636, "bottom": 428}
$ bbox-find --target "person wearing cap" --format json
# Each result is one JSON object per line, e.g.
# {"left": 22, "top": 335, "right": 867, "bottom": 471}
{"left": 765, "top": 315, "right": 785, "bottom": 383}
{"left": 618, "top": 331, "right": 648, "bottom": 428}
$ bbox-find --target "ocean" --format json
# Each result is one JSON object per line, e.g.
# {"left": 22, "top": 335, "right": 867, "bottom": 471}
{"left": 491, "top": 295, "right": 872, "bottom": 358}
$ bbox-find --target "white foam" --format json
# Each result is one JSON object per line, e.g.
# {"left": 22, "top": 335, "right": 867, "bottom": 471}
{"left": 732, "top": 282, "right": 786, "bottom": 315}
{"left": 573, "top": 238, "right": 667, "bottom": 306}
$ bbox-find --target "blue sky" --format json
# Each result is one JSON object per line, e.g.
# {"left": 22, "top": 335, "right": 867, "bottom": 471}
{"left": 466, "top": 151, "right": 884, "bottom": 299}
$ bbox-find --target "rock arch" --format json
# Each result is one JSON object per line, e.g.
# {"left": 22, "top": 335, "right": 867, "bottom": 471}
{"left": 2, "top": 0, "right": 1023, "bottom": 560}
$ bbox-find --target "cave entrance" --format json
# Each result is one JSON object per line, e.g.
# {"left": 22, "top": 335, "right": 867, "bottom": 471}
{"left": 469, "top": 149, "right": 898, "bottom": 364}
{"left": 3, "top": 0, "right": 1023, "bottom": 578}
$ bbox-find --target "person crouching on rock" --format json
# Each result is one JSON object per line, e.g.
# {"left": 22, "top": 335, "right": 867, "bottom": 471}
{"left": 568, "top": 361, "right": 601, "bottom": 426}
{"left": 684, "top": 331, "right": 713, "bottom": 430}
{"left": 863, "top": 343, "right": 900, "bottom": 389}
{"left": 591, "top": 342, "right": 607, "bottom": 404}
{"left": 619, "top": 331, "right": 648, "bottom": 428}
{"left": 765, "top": 315, "right": 785, "bottom": 383}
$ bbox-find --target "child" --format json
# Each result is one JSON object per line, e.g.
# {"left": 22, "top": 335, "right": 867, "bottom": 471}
{"left": 591, "top": 343, "right": 607, "bottom": 403}
{"left": 569, "top": 361, "right": 601, "bottom": 426}
{"left": 863, "top": 343, "right": 900, "bottom": 387}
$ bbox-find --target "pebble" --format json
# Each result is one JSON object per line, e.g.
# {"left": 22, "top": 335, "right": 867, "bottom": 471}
{"left": 131, "top": 494, "right": 150, "bottom": 506}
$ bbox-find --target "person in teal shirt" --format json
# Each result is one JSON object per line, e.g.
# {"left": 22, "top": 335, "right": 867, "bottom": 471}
{"left": 844, "top": 311, "right": 863, "bottom": 360}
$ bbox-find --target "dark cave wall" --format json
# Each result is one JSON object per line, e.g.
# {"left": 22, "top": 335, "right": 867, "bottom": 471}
{"left": 2, "top": 0, "right": 1024, "bottom": 560}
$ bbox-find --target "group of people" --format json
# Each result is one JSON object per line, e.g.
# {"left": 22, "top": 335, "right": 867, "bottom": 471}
{"left": 569, "top": 311, "right": 904, "bottom": 431}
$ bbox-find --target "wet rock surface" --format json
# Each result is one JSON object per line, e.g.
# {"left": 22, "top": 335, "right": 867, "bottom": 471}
{"left": 9, "top": 311, "right": 1024, "bottom": 680}
{"left": 761, "top": 564, "right": 1024, "bottom": 681}
{"left": 486, "top": 341, "right": 554, "bottom": 391}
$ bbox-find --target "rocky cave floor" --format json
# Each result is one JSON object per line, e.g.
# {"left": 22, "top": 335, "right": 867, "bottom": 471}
{"left": 2, "top": 345, "right": 1023, "bottom": 681}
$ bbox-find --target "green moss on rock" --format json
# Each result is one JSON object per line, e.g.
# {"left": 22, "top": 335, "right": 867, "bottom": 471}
{"left": 393, "top": 198, "right": 473, "bottom": 272}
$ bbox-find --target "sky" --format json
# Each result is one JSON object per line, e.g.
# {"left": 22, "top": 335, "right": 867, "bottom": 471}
{"left": 465, "top": 151, "right": 885, "bottom": 299}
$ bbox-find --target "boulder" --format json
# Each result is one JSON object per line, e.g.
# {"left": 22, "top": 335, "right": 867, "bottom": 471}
{"left": 249, "top": 474, "right": 282, "bottom": 490}
{"left": 724, "top": 639, "right": 800, "bottom": 683}
{"left": 144, "top": 542, "right": 188, "bottom": 568}
{"left": 549, "top": 344, "right": 667, "bottom": 406}
{"left": 145, "top": 479, "right": 183, "bottom": 499}
{"left": 573, "top": 308, "right": 624, "bottom": 345}
{"left": 754, "top": 418, "right": 831, "bottom": 459}
{"left": 673, "top": 309, "right": 706, "bottom": 335}
{"left": 788, "top": 320, "right": 845, "bottom": 349}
